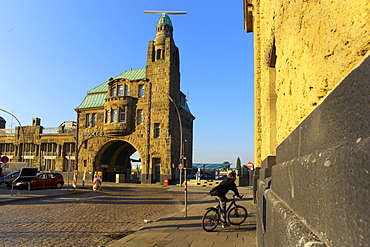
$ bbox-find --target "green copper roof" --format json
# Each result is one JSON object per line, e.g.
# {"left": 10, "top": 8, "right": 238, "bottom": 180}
{"left": 157, "top": 14, "right": 172, "bottom": 26}
{"left": 76, "top": 68, "right": 146, "bottom": 109}
{"left": 77, "top": 93, "right": 107, "bottom": 109}
{"left": 88, "top": 68, "right": 146, "bottom": 94}
{"left": 114, "top": 68, "right": 146, "bottom": 80}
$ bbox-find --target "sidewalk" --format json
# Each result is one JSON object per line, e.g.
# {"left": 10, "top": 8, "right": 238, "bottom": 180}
{"left": 107, "top": 186, "right": 257, "bottom": 247}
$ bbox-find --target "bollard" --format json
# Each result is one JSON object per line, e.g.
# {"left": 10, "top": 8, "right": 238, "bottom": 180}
{"left": 82, "top": 171, "right": 86, "bottom": 187}
{"left": 97, "top": 171, "right": 103, "bottom": 190}
{"left": 72, "top": 170, "right": 78, "bottom": 189}
{"left": 92, "top": 171, "right": 98, "bottom": 191}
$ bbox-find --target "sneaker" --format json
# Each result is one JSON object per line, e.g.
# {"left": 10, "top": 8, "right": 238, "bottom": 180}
{"left": 222, "top": 223, "right": 230, "bottom": 228}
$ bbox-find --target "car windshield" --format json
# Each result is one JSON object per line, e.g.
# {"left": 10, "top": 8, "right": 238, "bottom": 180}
{"left": 6, "top": 171, "right": 20, "bottom": 178}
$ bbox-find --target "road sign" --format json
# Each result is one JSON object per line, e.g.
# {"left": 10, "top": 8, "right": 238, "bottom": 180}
{"left": 1, "top": 156, "right": 9, "bottom": 163}
{"left": 247, "top": 162, "right": 254, "bottom": 169}
{"left": 178, "top": 164, "right": 183, "bottom": 169}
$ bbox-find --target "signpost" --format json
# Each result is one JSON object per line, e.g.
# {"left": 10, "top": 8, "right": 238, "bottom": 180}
{"left": 1, "top": 156, "right": 9, "bottom": 164}
{"left": 247, "top": 162, "right": 254, "bottom": 187}
{"left": 247, "top": 161, "right": 254, "bottom": 170}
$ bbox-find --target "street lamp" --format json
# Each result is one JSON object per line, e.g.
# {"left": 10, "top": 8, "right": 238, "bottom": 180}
{"left": 165, "top": 93, "right": 183, "bottom": 183}
{"left": 165, "top": 93, "right": 188, "bottom": 217}
{"left": 0, "top": 108, "right": 25, "bottom": 162}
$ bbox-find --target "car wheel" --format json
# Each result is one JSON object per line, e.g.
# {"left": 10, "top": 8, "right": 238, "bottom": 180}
{"left": 55, "top": 182, "right": 63, "bottom": 189}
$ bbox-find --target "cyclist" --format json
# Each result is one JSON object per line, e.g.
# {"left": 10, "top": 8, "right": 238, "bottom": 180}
{"left": 209, "top": 171, "right": 242, "bottom": 227}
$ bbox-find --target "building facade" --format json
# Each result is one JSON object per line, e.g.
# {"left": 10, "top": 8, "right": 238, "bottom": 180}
{"left": 75, "top": 14, "right": 194, "bottom": 184}
{"left": 0, "top": 118, "right": 77, "bottom": 172}
{"left": 0, "top": 14, "right": 195, "bottom": 184}
{"left": 244, "top": 0, "right": 369, "bottom": 246}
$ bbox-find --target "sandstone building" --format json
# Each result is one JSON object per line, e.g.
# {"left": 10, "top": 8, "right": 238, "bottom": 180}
{"left": 75, "top": 14, "right": 194, "bottom": 183}
{"left": 244, "top": 0, "right": 369, "bottom": 246}
{"left": 0, "top": 14, "right": 194, "bottom": 184}
{"left": 0, "top": 117, "right": 77, "bottom": 172}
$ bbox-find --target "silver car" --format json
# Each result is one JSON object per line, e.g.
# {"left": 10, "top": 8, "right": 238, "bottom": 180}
{"left": 0, "top": 171, "right": 20, "bottom": 187}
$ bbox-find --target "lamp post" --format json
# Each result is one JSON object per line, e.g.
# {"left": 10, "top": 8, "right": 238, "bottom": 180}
{"left": 165, "top": 93, "right": 188, "bottom": 217}
{"left": 0, "top": 108, "right": 25, "bottom": 162}
{"left": 165, "top": 93, "right": 183, "bottom": 179}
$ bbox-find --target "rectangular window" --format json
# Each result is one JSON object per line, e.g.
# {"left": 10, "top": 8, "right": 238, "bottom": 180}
{"left": 92, "top": 113, "right": 97, "bottom": 127}
{"left": 138, "top": 84, "right": 145, "bottom": 97}
{"left": 118, "top": 85, "right": 123, "bottom": 96}
{"left": 65, "top": 143, "right": 75, "bottom": 153}
{"left": 112, "top": 109, "right": 117, "bottom": 122}
{"left": 137, "top": 109, "right": 143, "bottom": 125}
{"left": 111, "top": 87, "right": 116, "bottom": 96}
{"left": 86, "top": 114, "right": 90, "bottom": 127}
{"left": 119, "top": 108, "right": 126, "bottom": 122}
{"left": 106, "top": 110, "right": 110, "bottom": 123}
{"left": 154, "top": 123, "right": 160, "bottom": 138}
{"left": 124, "top": 85, "right": 130, "bottom": 96}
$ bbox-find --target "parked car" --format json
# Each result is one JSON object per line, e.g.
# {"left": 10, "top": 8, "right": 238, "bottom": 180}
{"left": 0, "top": 171, "right": 21, "bottom": 186}
{"left": 15, "top": 172, "right": 64, "bottom": 189}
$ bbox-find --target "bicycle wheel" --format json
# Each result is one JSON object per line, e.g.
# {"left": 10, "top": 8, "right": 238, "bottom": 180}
{"left": 227, "top": 205, "right": 247, "bottom": 225}
{"left": 202, "top": 208, "right": 220, "bottom": 232}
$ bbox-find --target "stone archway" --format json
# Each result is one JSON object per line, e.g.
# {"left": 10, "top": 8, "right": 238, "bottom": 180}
{"left": 94, "top": 140, "right": 140, "bottom": 182}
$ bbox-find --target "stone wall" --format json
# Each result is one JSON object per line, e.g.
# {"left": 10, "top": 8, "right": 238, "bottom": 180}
{"left": 248, "top": 0, "right": 370, "bottom": 245}
{"left": 252, "top": 0, "right": 370, "bottom": 166}
{"left": 256, "top": 53, "right": 370, "bottom": 246}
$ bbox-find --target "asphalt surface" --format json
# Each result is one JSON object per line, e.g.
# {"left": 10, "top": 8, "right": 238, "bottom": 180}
{"left": 0, "top": 182, "right": 257, "bottom": 246}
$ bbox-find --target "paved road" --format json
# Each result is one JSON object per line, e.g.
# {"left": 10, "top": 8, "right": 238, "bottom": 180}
{"left": 0, "top": 185, "right": 209, "bottom": 247}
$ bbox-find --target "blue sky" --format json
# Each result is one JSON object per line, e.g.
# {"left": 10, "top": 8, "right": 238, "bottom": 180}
{"left": 0, "top": 1, "right": 254, "bottom": 166}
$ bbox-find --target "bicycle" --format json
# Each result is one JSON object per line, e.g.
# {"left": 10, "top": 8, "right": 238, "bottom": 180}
{"left": 201, "top": 195, "right": 248, "bottom": 232}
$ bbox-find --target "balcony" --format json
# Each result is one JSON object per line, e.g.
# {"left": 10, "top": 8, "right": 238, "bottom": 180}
{"left": 103, "top": 122, "right": 132, "bottom": 136}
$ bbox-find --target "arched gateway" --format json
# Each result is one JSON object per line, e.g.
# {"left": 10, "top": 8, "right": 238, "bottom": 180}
{"left": 75, "top": 14, "right": 195, "bottom": 184}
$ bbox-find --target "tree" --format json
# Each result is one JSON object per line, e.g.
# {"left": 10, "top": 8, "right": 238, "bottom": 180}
{"left": 221, "top": 161, "right": 230, "bottom": 171}
{"left": 236, "top": 157, "right": 241, "bottom": 169}
{"left": 136, "top": 165, "right": 141, "bottom": 175}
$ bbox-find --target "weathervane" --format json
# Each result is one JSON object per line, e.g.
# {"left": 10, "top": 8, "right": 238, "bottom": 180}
{"left": 143, "top": 10, "right": 187, "bottom": 15}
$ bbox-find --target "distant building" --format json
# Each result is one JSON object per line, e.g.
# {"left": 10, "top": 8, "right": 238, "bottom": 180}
{"left": 0, "top": 14, "right": 195, "bottom": 184}
{"left": 244, "top": 0, "right": 369, "bottom": 246}
{"left": 0, "top": 117, "right": 77, "bottom": 171}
